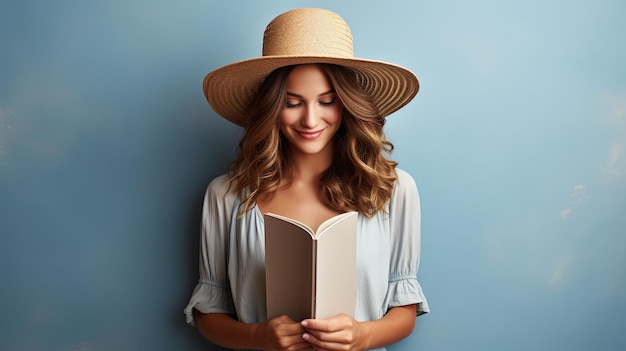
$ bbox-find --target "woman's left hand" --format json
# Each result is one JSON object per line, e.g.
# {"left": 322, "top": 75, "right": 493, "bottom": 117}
{"left": 300, "top": 313, "right": 369, "bottom": 351}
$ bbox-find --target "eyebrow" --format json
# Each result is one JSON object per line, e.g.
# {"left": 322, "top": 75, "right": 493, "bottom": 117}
{"left": 285, "top": 89, "right": 336, "bottom": 98}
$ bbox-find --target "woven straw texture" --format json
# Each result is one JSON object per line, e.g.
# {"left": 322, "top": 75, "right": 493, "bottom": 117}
{"left": 203, "top": 8, "right": 419, "bottom": 126}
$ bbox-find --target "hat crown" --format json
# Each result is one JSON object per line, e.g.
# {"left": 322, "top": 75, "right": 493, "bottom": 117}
{"left": 262, "top": 8, "right": 354, "bottom": 58}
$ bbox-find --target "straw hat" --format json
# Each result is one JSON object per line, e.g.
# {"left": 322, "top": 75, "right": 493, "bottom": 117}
{"left": 203, "top": 8, "right": 420, "bottom": 126}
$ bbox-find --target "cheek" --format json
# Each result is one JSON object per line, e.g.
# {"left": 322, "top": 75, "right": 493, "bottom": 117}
{"left": 278, "top": 110, "right": 292, "bottom": 135}
{"left": 330, "top": 106, "right": 343, "bottom": 125}
{"left": 279, "top": 109, "right": 296, "bottom": 126}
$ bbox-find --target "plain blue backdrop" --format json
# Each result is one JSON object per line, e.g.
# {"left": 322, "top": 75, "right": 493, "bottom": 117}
{"left": 1, "top": 0, "right": 625, "bottom": 350}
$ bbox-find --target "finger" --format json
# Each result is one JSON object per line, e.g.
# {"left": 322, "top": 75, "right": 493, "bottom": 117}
{"left": 294, "top": 343, "right": 316, "bottom": 351}
{"left": 265, "top": 316, "right": 311, "bottom": 349}
{"left": 288, "top": 339, "right": 316, "bottom": 351}
{"left": 302, "top": 332, "right": 344, "bottom": 351}
{"left": 277, "top": 323, "right": 307, "bottom": 336}
{"left": 269, "top": 334, "right": 311, "bottom": 351}
{"left": 304, "top": 329, "right": 351, "bottom": 345}
{"left": 302, "top": 318, "right": 358, "bottom": 345}
{"left": 272, "top": 316, "right": 307, "bottom": 335}
{"left": 301, "top": 318, "right": 335, "bottom": 333}
{"left": 301, "top": 315, "right": 351, "bottom": 333}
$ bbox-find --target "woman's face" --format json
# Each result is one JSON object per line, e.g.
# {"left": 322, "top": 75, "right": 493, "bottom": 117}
{"left": 279, "top": 64, "right": 343, "bottom": 158}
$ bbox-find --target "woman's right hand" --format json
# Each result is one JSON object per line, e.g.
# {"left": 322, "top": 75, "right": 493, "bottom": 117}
{"left": 256, "top": 315, "right": 313, "bottom": 351}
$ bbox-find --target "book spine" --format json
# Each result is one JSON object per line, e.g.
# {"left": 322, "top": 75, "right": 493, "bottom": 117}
{"left": 311, "top": 240, "right": 318, "bottom": 319}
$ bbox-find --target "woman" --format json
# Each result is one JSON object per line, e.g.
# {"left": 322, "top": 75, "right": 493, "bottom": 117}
{"left": 185, "top": 8, "right": 429, "bottom": 351}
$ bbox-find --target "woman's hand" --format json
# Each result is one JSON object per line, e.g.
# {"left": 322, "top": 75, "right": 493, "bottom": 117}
{"left": 300, "top": 305, "right": 417, "bottom": 351}
{"left": 256, "top": 315, "right": 313, "bottom": 351}
{"left": 300, "top": 314, "right": 369, "bottom": 351}
{"left": 195, "top": 312, "right": 312, "bottom": 351}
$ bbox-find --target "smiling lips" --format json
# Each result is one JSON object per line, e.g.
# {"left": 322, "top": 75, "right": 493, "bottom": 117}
{"left": 297, "top": 129, "right": 324, "bottom": 140}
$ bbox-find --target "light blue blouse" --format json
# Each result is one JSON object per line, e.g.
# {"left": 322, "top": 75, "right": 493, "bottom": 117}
{"left": 184, "top": 168, "right": 429, "bottom": 350}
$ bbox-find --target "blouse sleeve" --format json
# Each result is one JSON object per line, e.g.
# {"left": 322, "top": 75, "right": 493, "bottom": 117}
{"left": 184, "top": 175, "right": 237, "bottom": 326}
{"left": 385, "top": 169, "right": 430, "bottom": 316}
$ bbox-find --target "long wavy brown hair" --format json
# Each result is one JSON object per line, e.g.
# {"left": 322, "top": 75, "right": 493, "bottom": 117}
{"left": 228, "top": 63, "right": 398, "bottom": 218}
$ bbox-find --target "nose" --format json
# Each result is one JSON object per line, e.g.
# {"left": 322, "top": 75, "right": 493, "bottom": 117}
{"left": 300, "top": 103, "right": 320, "bottom": 129}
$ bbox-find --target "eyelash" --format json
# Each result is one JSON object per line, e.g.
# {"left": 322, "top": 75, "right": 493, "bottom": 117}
{"left": 285, "top": 98, "right": 337, "bottom": 108}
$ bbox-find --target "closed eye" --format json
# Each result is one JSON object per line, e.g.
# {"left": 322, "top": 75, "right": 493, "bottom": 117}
{"left": 320, "top": 98, "right": 337, "bottom": 106}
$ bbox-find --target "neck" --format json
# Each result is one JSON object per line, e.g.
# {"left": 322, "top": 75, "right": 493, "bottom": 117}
{"left": 286, "top": 146, "right": 334, "bottom": 182}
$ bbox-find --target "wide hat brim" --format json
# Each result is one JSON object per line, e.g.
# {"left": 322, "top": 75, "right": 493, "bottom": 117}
{"left": 203, "top": 55, "right": 420, "bottom": 126}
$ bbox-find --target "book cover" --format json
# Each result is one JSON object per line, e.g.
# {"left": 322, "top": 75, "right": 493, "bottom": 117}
{"left": 264, "top": 211, "right": 358, "bottom": 321}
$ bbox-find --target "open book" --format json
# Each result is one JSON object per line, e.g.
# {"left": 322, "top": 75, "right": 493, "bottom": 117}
{"left": 264, "top": 211, "right": 357, "bottom": 321}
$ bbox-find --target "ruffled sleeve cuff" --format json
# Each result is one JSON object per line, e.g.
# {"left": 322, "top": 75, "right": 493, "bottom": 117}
{"left": 183, "top": 279, "right": 236, "bottom": 326}
{"left": 386, "top": 275, "right": 430, "bottom": 316}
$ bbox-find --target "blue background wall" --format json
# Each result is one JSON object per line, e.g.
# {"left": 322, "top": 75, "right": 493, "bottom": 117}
{"left": 1, "top": 0, "right": 624, "bottom": 350}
